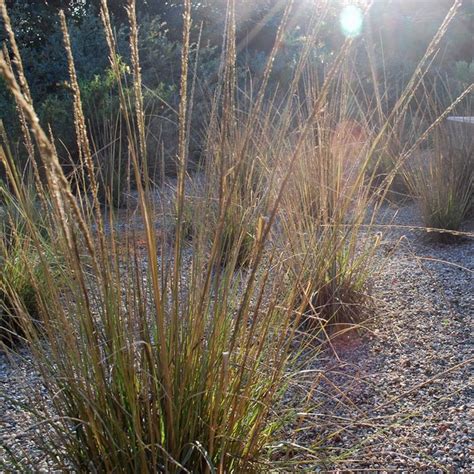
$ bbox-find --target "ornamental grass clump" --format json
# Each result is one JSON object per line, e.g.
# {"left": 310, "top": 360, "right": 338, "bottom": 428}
{"left": 278, "top": 85, "right": 378, "bottom": 331}
{"left": 276, "top": 0, "right": 471, "bottom": 330}
{"left": 0, "top": 132, "right": 56, "bottom": 347}
{"left": 405, "top": 123, "right": 473, "bottom": 242}
{"left": 0, "top": 0, "right": 310, "bottom": 470}
{"left": 0, "top": 216, "right": 47, "bottom": 347}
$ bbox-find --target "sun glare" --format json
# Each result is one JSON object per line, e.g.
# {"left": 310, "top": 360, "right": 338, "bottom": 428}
{"left": 339, "top": 5, "right": 363, "bottom": 38}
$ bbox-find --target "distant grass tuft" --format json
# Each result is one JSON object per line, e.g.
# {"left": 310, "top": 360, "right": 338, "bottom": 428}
{"left": 405, "top": 125, "right": 473, "bottom": 242}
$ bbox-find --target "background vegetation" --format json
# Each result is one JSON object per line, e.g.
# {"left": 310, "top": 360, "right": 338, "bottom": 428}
{"left": 1, "top": 0, "right": 472, "bottom": 181}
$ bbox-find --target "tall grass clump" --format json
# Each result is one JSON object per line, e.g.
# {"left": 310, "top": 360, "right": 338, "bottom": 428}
{"left": 0, "top": 0, "right": 470, "bottom": 470}
{"left": 279, "top": 92, "right": 379, "bottom": 330}
{"left": 0, "top": 0, "right": 306, "bottom": 470}
{"left": 407, "top": 125, "right": 473, "bottom": 241}
{"left": 403, "top": 85, "right": 473, "bottom": 241}
{"left": 186, "top": 1, "right": 291, "bottom": 269}
{"left": 275, "top": 1, "right": 465, "bottom": 331}
{"left": 0, "top": 195, "right": 51, "bottom": 347}
{"left": 0, "top": 125, "right": 56, "bottom": 347}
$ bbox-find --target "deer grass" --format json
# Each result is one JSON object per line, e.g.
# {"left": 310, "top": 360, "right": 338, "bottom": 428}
{"left": 0, "top": 0, "right": 308, "bottom": 470}
{"left": 0, "top": 129, "right": 57, "bottom": 347}
{"left": 399, "top": 77, "right": 473, "bottom": 241}
{"left": 278, "top": 81, "right": 379, "bottom": 330}
{"left": 0, "top": 208, "right": 49, "bottom": 347}
{"left": 405, "top": 125, "right": 473, "bottom": 241}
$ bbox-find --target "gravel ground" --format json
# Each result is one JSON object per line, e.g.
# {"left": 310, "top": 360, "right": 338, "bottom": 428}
{"left": 1, "top": 202, "right": 472, "bottom": 471}
{"left": 294, "top": 203, "right": 473, "bottom": 471}
{"left": 0, "top": 351, "right": 53, "bottom": 471}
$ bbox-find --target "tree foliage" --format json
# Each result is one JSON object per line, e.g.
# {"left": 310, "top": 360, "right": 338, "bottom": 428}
{"left": 1, "top": 0, "right": 472, "bottom": 175}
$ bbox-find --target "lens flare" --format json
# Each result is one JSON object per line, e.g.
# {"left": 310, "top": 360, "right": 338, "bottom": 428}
{"left": 340, "top": 5, "right": 363, "bottom": 38}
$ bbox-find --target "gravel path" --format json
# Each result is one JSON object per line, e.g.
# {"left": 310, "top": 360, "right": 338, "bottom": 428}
{"left": 0, "top": 351, "right": 53, "bottom": 471}
{"left": 1, "top": 202, "right": 472, "bottom": 471}
{"left": 297, "top": 203, "right": 473, "bottom": 471}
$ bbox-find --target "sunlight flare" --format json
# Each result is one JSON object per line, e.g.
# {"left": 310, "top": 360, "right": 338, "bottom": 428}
{"left": 340, "top": 5, "right": 363, "bottom": 38}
